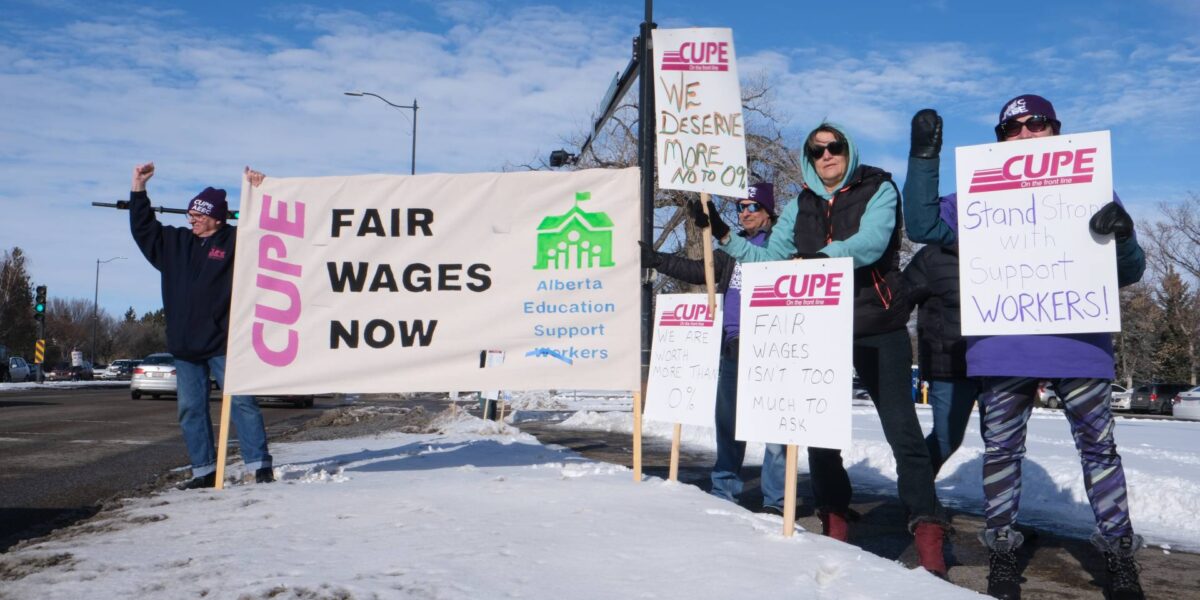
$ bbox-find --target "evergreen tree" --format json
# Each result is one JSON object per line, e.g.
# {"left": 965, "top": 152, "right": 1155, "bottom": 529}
{"left": 1152, "top": 267, "right": 1196, "bottom": 383}
{"left": 0, "top": 247, "right": 37, "bottom": 357}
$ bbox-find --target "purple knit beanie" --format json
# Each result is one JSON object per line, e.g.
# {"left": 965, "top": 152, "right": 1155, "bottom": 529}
{"left": 746, "top": 182, "right": 775, "bottom": 214}
{"left": 188, "top": 187, "right": 228, "bottom": 222}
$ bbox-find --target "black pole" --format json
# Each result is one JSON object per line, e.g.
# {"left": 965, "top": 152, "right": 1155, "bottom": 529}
{"left": 637, "top": 0, "right": 655, "bottom": 378}
{"left": 411, "top": 98, "right": 419, "bottom": 175}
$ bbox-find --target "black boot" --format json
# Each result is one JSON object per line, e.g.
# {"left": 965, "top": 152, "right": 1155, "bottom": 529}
{"left": 1092, "top": 534, "right": 1145, "bottom": 600}
{"left": 177, "top": 472, "right": 216, "bottom": 490}
{"left": 981, "top": 527, "right": 1024, "bottom": 600}
{"left": 254, "top": 467, "right": 275, "bottom": 484}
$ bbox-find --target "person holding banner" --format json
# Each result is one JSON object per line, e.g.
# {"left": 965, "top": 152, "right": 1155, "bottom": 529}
{"left": 643, "top": 182, "right": 789, "bottom": 514}
{"left": 694, "top": 123, "right": 950, "bottom": 576}
{"left": 903, "top": 96, "right": 1146, "bottom": 600}
{"left": 128, "top": 163, "right": 275, "bottom": 490}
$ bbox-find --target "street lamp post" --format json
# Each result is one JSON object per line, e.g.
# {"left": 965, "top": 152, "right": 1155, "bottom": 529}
{"left": 92, "top": 256, "right": 126, "bottom": 366}
{"left": 344, "top": 91, "right": 419, "bottom": 175}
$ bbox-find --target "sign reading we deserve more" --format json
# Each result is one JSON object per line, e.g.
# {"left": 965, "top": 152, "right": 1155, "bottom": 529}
{"left": 735, "top": 258, "right": 854, "bottom": 450}
{"left": 224, "top": 168, "right": 641, "bottom": 395}
{"left": 955, "top": 131, "right": 1120, "bottom": 336}
{"left": 643, "top": 294, "right": 722, "bottom": 427}
{"left": 652, "top": 28, "right": 747, "bottom": 197}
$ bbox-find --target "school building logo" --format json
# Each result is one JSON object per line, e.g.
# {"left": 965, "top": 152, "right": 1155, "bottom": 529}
{"left": 533, "top": 192, "right": 615, "bottom": 270}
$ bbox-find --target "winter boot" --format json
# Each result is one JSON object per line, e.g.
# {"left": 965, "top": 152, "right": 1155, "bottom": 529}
{"left": 1092, "top": 533, "right": 1145, "bottom": 600}
{"left": 254, "top": 467, "right": 276, "bottom": 484}
{"left": 913, "top": 521, "right": 948, "bottom": 577}
{"left": 817, "top": 509, "right": 850, "bottom": 542}
{"left": 980, "top": 527, "right": 1024, "bottom": 600}
{"left": 177, "top": 472, "right": 216, "bottom": 490}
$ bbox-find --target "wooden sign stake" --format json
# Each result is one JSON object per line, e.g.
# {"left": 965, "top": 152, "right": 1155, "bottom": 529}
{"left": 633, "top": 389, "right": 644, "bottom": 482}
{"left": 214, "top": 394, "right": 233, "bottom": 490}
{"left": 668, "top": 423, "right": 682, "bottom": 481}
{"left": 783, "top": 444, "right": 798, "bottom": 537}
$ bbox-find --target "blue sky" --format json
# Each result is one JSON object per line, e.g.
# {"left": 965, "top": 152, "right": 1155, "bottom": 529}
{"left": 2, "top": 0, "right": 1199, "bottom": 320}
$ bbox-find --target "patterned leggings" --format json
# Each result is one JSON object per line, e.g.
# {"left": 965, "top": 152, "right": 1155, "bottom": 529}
{"left": 980, "top": 377, "right": 1133, "bottom": 541}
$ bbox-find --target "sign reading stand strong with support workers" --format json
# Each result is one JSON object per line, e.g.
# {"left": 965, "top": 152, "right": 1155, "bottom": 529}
{"left": 643, "top": 294, "right": 722, "bottom": 427}
{"left": 955, "top": 131, "right": 1120, "bottom": 336}
{"left": 223, "top": 168, "right": 641, "bottom": 395}
{"left": 735, "top": 258, "right": 854, "bottom": 450}
{"left": 652, "top": 28, "right": 747, "bottom": 197}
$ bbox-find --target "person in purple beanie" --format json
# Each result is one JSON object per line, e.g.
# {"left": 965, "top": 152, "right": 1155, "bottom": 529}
{"left": 641, "top": 183, "right": 789, "bottom": 514}
{"left": 903, "top": 95, "right": 1146, "bottom": 600}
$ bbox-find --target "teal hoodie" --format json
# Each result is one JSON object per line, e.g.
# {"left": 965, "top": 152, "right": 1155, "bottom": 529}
{"left": 719, "top": 123, "right": 899, "bottom": 268}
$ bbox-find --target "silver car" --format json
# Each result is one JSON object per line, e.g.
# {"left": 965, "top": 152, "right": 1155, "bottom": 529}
{"left": 130, "top": 353, "right": 176, "bottom": 399}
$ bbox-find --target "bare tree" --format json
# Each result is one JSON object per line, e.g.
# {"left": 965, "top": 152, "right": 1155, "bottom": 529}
{"left": 1147, "top": 193, "right": 1200, "bottom": 280}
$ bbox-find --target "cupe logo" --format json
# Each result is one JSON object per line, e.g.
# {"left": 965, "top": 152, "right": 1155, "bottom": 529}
{"left": 659, "top": 303, "right": 715, "bottom": 327}
{"left": 533, "top": 192, "right": 615, "bottom": 271}
{"left": 748, "top": 273, "right": 843, "bottom": 308}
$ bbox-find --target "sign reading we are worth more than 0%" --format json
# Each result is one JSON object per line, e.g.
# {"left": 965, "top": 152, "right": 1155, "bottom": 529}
{"left": 735, "top": 258, "right": 853, "bottom": 450}
{"left": 643, "top": 294, "right": 722, "bottom": 428}
{"left": 955, "top": 131, "right": 1120, "bottom": 336}
{"left": 652, "top": 28, "right": 747, "bottom": 197}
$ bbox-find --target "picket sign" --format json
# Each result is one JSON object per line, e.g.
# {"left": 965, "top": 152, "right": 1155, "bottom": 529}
{"left": 735, "top": 258, "right": 855, "bottom": 534}
{"left": 643, "top": 294, "right": 723, "bottom": 480}
{"left": 955, "top": 131, "right": 1120, "bottom": 335}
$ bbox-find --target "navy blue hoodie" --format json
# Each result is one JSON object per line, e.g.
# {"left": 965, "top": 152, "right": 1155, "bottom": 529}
{"left": 129, "top": 190, "right": 236, "bottom": 361}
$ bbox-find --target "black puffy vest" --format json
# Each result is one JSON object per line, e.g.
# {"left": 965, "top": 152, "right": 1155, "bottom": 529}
{"left": 793, "top": 165, "right": 909, "bottom": 337}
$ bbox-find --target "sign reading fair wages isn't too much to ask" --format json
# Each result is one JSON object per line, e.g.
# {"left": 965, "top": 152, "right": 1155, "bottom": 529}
{"left": 223, "top": 168, "right": 641, "bottom": 396}
{"left": 955, "top": 131, "right": 1120, "bottom": 336}
{"left": 643, "top": 294, "right": 722, "bottom": 428}
{"left": 736, "top": 258, "right": 854, "bottom": 450}
{"left": 652, "top": 28, "right": 748, "bottom": 197}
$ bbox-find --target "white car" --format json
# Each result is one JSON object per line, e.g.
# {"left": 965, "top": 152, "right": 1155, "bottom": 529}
{"left": 4, "top": 356, "right": 31, "bottom": 382}
{"left": 1172, "top": 386, "right": 1200, "bottom": 421}
{"left": 1110, "top": 384, "right": 1132, "bottom": 411}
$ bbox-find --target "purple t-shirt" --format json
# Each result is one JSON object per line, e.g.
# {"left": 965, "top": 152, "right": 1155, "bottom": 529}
{"left": 942, "top": 193, "right": 1118, "bottom": 380}
{"left": 723, "top": 230, "right": 769, "bottom": 342}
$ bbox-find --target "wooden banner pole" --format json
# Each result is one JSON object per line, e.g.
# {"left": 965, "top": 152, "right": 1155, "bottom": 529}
{"left": 698, "top": 192, "right": 718, "bottom": 316}
{"left": 783, "top": 444, "right": 798, "bottom": 537}
{"left": 632, "top": 389, "right": 644, "bottom": 482}
{"left": 214, "top": 394, "right": 233, "bottom": 490}
{"left": 668, "top": 423, "right": 682, "bottom": 481}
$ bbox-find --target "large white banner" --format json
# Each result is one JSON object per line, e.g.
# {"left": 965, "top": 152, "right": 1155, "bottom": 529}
{"left": 224, "top": 169, "right": 642, "bottom": 395}
{"left": 955, "top": 131, "right": 1120, "bottom": 336}
{"left": 735, "top": 258, "right": 854, "bottom": 450}
{"left": 643, "top": 294, "right": 722, "bottom": 427}
{"left": 652, "top": 28, "right": 747, "bottom": 198}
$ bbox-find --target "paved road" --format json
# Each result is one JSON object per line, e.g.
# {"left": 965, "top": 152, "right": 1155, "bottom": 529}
{"left": 0, "top": 386, "right": 333, "bottom": 552}
{"left": 515, "top": 416, "right": 1200, "bottom": 600}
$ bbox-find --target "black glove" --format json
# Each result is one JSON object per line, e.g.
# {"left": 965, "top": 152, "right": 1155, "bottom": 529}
{"left": 910, "top": 109, "right": 943, "bottom": 159}
{"left": 639, "top": 241, "right": 662, "bottom": 269}
{"left": 687, "top": 199, "right": 730, "bottom": 240}
{"left": 1089, "top": 201, "right": 1133, "bottom": 242}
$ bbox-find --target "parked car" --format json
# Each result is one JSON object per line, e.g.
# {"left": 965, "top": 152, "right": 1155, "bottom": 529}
{"left": 102, "top": 359, "right": 140, "bottom": 380}
{"left": 1110, "top": 384, "right": 1132, "bottom": 411}
{"left": 44, "top": 362, "right": 95, "bottom": 381}
{"left": 1036, "top": 380, "right": 1061, "bottom": 409}
{"left": 1173, "top": 386, "right": 1200, "bottom": 421}
{"left": 130, "top": 353, "right": 177, "bottom": 399}
{"left": 4, "top": 356, "right": 32, "bottom": 382}
{"left": 1128, "top": 383, "right": 1192, "bottom": 415}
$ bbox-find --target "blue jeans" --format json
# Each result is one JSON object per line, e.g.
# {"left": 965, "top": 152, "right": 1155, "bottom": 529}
{"left": 924, "top": 377, "right": 977, "bottom": 476}
{"left": 711, "top": 354, "right": 788, "bottom": 507}
{"left": 175, "top": 355, "right": 272, "bottom": 478}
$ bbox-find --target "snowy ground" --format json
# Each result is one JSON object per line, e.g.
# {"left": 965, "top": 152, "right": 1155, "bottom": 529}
{"left": 1, "top": 402, "right": 982, "bottom": 600}
{"left": 549, "top": 394, "right": 1200, "bottom": 554}
{"left": 0, "top": 380, "right": 130, "bottom": 391}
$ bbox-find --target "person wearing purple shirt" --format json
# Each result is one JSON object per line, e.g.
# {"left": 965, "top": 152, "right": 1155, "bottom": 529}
{"left": 903, "top": 95, "right": 1146, "bottom": 600}
{"left": 641, "top": 183, "right": 788, "bottom": 514}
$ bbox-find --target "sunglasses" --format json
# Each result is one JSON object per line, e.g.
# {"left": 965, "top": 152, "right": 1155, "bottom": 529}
{"left": 736, "top": 202, "right": 762, "bottom": 213}
{"left": 995, "top": 114, "right": 1060, "bottom": 140}
{"left": 806, "top": 140, "right": 847, "bottom": 161}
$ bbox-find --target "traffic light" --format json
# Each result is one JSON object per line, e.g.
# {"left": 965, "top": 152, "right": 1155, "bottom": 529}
{"left": 34, "top": 285, "right": 46, "bottom": 322}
